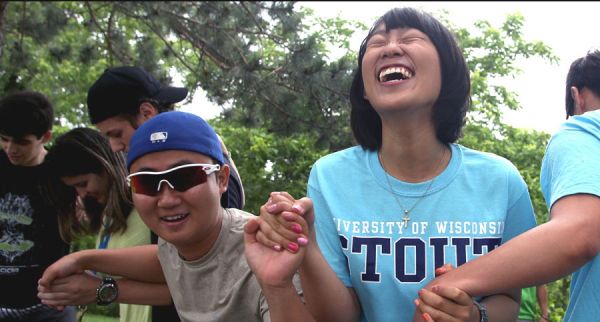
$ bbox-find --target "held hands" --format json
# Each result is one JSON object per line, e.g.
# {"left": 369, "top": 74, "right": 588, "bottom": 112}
{"left": 244, "top": 218, "right": 305, "bottom": 289}
{"left": 37, "top": 272, "right": 99, "bottom": 309}
{"left": 243, "top": 192, "right": 314, "bottom": 289}
{"left": 414, "top": 264, "right": 477, "bottom": 322}
{"left": 256, "top": 191, "right": 315, "bottom": 253}
{"left": 244, "top": 192, "right": 312, "bottom": 287}
{"left": 37, "top": 252, "right": 89, "bottom": 310}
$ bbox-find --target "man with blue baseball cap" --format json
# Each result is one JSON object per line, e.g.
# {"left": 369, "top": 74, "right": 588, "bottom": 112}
{"left": 86, "top": 67, "right": 246, "bottom": 321}
{"left": 39, "top": 112, "right": 312, "bottom": 322}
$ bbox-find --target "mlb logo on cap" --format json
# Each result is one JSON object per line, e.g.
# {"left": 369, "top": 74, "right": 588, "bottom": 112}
{"left": 150, "top": 132, "right": 168, "bottom": 143}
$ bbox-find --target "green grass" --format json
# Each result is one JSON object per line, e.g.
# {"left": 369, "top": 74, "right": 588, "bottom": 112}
{"left": 82, "top": 313, "right": 119, "bottom": 322}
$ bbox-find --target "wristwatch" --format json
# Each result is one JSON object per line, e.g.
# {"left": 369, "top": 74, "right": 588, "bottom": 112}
{"left": 473, "top": 300, "right": 488, "bottom": 322}
{"left": 96, "top": 277, "right": 119, "bottom": 305}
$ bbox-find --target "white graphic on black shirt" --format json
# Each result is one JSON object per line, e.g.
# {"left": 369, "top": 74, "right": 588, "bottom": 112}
{"left": 0, "top": 193, "right": 34, "bottom": 263}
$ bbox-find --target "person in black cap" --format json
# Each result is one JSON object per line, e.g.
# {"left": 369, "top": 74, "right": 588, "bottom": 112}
{"left": 87, "top": 66, "right": 245, "bottom": 210}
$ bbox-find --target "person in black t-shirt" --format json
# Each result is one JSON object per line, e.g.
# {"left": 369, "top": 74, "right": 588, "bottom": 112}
{"left": 0, "top": 91, "right": 75, "bottom": 321}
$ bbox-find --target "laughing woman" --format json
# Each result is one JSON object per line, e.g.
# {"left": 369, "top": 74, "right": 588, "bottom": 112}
{"left": 257, "top": 7, "right": 537, "bottom": 322}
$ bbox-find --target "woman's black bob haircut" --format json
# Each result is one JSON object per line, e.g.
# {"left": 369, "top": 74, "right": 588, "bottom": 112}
{"left": 350, "top": 7, "right": 471, "bottom": 150}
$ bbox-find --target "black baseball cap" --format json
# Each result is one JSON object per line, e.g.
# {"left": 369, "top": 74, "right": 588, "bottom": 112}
{"left": 87, "top": 66, "right": 188, "bottom": 124}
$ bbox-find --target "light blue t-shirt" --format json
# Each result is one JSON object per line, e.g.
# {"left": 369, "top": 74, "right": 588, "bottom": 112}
{"left": 309, "top": 143, "right": 536, "bottom": 322}
{"left": 540, "top": 109, "right": 600, "bottom": 322}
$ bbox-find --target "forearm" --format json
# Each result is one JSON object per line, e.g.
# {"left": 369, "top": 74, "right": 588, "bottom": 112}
{"left": 261, "top": 283, "right": 314, "bottom": 322}
{"left": 116, "top": 279, "right": 172, "bottom": 305}
{"left": 428, "top": 217, "right": 595, "bottom": 296}
{"left": 76, "top": 245, "right": 165, "bottom": 283}
{"left": 429, "top": 195, "right": 600, "bottom": 296}
{"left": 299, "top": 243, "right": 360, "bottom": 322}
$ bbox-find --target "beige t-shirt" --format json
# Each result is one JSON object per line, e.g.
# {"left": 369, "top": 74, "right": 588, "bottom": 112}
{"left": 157, "top": 208, "right": 270, "bottom": 322}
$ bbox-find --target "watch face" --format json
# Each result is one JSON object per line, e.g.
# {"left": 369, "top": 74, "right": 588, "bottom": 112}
{"left": 99, "top": 283, "right": 118, "bottom": 302}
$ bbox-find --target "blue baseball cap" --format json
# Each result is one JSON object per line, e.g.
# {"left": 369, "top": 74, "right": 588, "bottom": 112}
{"left": 126, "top": 111, "right": 224, "bottom": 169}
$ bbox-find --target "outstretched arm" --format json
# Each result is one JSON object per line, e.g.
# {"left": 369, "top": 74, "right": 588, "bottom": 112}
{"left": 425, "top": 194, "right": 600, "bottom": 296}
{"left": 38, "top": 272, "right": 172, "bottom": 308}
{"left": 39, "top": 244, "right": 165, "bottom": 290}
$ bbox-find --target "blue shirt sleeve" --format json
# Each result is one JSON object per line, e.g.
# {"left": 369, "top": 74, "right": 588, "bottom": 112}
{"left": 502, "top": 182, "right": 537, "bottom": 242}
{"left": 541, "top": 125, "right": 600, "bottom": 209}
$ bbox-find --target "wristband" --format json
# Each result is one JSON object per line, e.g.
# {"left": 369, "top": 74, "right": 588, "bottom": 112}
{"left": 473, "top": 300, "right": 488, "bottom": 322}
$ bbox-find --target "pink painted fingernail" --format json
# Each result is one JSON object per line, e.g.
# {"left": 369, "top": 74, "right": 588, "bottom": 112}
{"left": 273, "top": 244, "right": 282, "bottom": 251}
{"left": 292, "top": 204, "right": 305, "bottom": 213}
{"left": 287, "top": 242, "right": 299, "bottom": 252}
{"left": 414, "top": 299, "right": 420, "bottom": 306}
{"left": 423, "top": 313, "right": 433, "bottom": 322}
{"left": 291, "top": 223, "right": 303, "bottom": 234}
{"left": 297, "top": 237, "right": 308, "bottom": 245}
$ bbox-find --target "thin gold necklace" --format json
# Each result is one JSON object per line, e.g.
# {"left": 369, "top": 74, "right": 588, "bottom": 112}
{"left": 379, "top": 146, "right": 447, "bottom": 229}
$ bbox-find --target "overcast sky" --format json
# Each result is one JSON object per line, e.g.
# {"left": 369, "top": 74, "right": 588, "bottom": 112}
{"left": 182, "top": 1, "right": 600, "bottom": 135}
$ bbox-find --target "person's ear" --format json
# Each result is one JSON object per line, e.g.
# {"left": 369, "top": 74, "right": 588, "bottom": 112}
{"left": 216, "top": 164, "right": 230, "bottom": 195}
{"left": 41, "top": 131, "right": 52, "bottom": 144}
{"left": 571, "top": 86, "right": 585, "bottom": 115}
{"left": 139, "top": 102, "right": 159, "bottom": 122}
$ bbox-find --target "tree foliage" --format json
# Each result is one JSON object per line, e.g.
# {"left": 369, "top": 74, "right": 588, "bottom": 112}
{"left": 450, "top": 13, "right": 558, "bottom": 129}
{"left": 0, "top": 2, "right": 567, "bottom": 319}
{"left": 211, "top": 120, "right": 327, "bottom": 215}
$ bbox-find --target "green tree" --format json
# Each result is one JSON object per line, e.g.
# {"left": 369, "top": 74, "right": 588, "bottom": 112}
{"left": 212, "top": 120, "right": 328, "bottom": 215}
{"left": 0, "top": 1, "right": 362, "bottom": 150}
